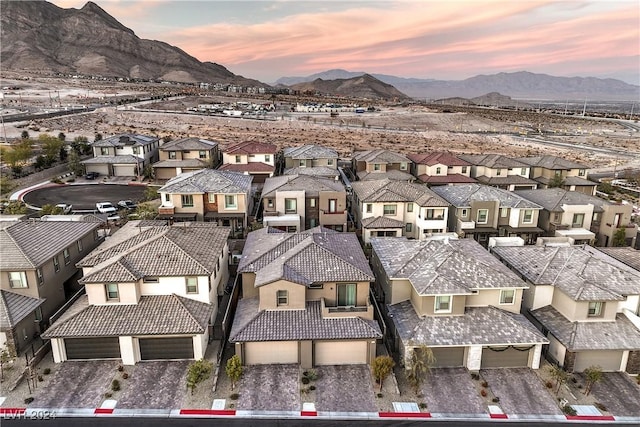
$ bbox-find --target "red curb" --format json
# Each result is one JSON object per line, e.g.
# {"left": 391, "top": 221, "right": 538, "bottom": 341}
{"left": 0, "top": 408, "right": 26, "bottom": 415}
{"left": 179, "top": 409, "right": 236, "bottom": 416}
{"left": 378, "top": 412, "right": 431, "bottom": 418}
{"left": 94, "top": 408, "right": 114, "bottom": 414}
{"left": 301, "top": 411, "right": 317, "bottom": 416}
{"left": 490, "top": 413, "right": 509, "bottom": 419}
{"left": 566, "top": 415, "right": 615, "bottom": 421}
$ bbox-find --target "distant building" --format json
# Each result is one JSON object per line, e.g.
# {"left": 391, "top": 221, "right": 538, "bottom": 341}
{"left": 516, "top": 156, "right": 596, "bottom": 195}
{"left": 153, "top": 137, "right": 220, "bottom": 180}
{"left": 352, "top": 149, "right": 414, "bottom": 182}
{"left": 408, "top": 152, "right": 476, "bottom": 186}
{"left": 82, "top": 133, "right": 160, "bottom": 177}
{"left": 219, "top": 141, "right": 278, "bottom": 185}
{"left": 458, "top": 154, "right": 538, "bottom": 191}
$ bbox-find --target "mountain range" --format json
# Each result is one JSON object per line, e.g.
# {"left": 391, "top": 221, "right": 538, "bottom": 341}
{"left": 288, "top": 74, "right": 409, "bottom": 100}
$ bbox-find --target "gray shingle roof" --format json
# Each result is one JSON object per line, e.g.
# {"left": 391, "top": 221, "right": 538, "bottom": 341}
{"left": 432, "top": 183, "right": 543, "bottom": 209}
{"left": 81, "top": 155, "right": 142, "bottom": 164}
{"left": 361, "top": 216, "right": 405, "bottom": 229}
{"left": 530, "top": 306, "right": 640, "bottom": 351}
{"left": 284, "top": 145, "right": 338, "bottom": 159}
{"left": 153, "top": 159, "right": 208, "bottom": 168}
{"left": 371, "top": 237, "right": 526, "bottom": 295}
{"left": 534, "top": 176, "right": 596, "bottom": 187}
{"left": 160, "top": 137, "right": 218, "bottom": 151}
{"left": 459, "top": 154, "right": 528, "bottom": 169}
{"left": 262, "top": 175, "right": 345, "bottom": 198}
{"left": 595, "top": 247, "right": 640, "bottom": 272}
{"left": 475, "top": 175, "right": 539, "bottom": 186}
{"left": 516, "top": 156, "right": 588, "bottom": 170}
{"left": 0, "top": 290, "right": 45, "bottom": 328}
{"left": 357, "top": 170, "right": 415, "bottom": 182}
{"left": 514, "top": 188, "right": 605, "bottom": 212}
{"left": 92, "top": 134, "right": 158, "bottom": 148}
{"left": 43, "top": 294, "right": 212, "bottom": 338}
{"left": 353, "top": 149, "right": 411, "bottom": 164}
{"left": 283, "top": 167, "right": 340, "bottom": 178}
{"left": 388, "top": 302, "right": 548, "bottom": 346}
{"left": 352, "top": 179, "right": 448, "bottom": 206}
{"left": 158, "top": 169, "right": 252, "bottom": 194}
{"left": 229, "top": 298, "right": 381, "bottom": 342}
{"left": 491, "top": 246, "right": 640, "bottom": 301}
{"left": 0, "top": 221, "right": 100, "bottom": 269}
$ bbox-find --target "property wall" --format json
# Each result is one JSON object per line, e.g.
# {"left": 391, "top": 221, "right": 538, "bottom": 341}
{"left": 259, "top": 280, "right": 306, "bottom": 310}
{"left": 465, "top": 288, "right": 523, "bottom": 314}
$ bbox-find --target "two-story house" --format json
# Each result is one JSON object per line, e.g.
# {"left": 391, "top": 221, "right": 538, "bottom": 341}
{"left": 515, "top": 188, "right": 636, "bottom": 246}
{"left": 432, "top": 184, "right": 544, "bottom": 246}
{"left": 517, "top": 156, "right": 596, "bottom": 195}
{"left": 230, "top": 227, "right": 381, "bottom": 367}
{"left": 352, "top": 149, "right": 414, "bottom": 182}
{"left": 43, "top": 222, "right": 230, "bottom": 365}
{"left": 158, "top": 169, "right": 253, "bottom": 234}
{"left": 407, "top": 152, "right": 476, "bottom": 186}
{"left": 219, "top": 141, "right": 278, "bottom": 184}
{"left": 458, "top": 154, "right": 538, "bottom": 191}
{"left": 370, "top": 237, "right": 548, "bottom": 369}
{"left": 283, "top": 145, "right": 339, "bottom": 179}
{"left": 153, "top": 137, "right": 220, "bottom": 180}
{"left": 351, "top": 179, "right": 449, "bottom": 243}
{"left": 82, "top": 133, "right": 160, "bottom": 177}
{"left": 491, "top": 245, "right": 640, "bottom": 373}
{"left": 0, "top": 220, "right": 103, "bottom": 355}
{"left": 261, "top": 175, "right": 347, "bottom": 232}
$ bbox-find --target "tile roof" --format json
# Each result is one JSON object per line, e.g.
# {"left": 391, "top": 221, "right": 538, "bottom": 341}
{"left": 491, "top": 245, "right": 640, "bottom": 301}
{"left": 371, "top": 237, "right": 526, "bottom": 295}
{"left": 153, "top": 159, "right": 208, "bottom": 168}
{"left": 361, "top": 216, "right": 405, "bottom": 229}
{"left": 516, "top": 156, "right": 589, "bottom": 170}
{"left": 353, "top": 149, "right": 411, "bottom": 164}
{"left": 357, "top": 170, "right": 415, "bottom": 182}
{"left": 0, "top": 290, "right": 45, "bottom": 328}
{"left": 160, "top": 137, "right": 218, "bottom": 151}
{"left": 92, "top": 134, "right": 159, "bottom": 148}
{"left": 459, "top": 154, "right": 528, "bottom": 169}
{"left": 408, "top": 152, "right": 471, "bottom": 166}
{"left": 417, "top": 174, "right": 477, "bottom": 184}
{"left": 432, "top": 184, "right": 543, "bottom": 208}
{"left": 388, "top": 302, "right": 548, "bottom": 346}
{"left": 229, "top": 298, "right": 382, "bottom": 342}
{"left": 534, "top": 176, "right": 596, "bottom": 187}
{"left": 530, "top": 306, "right": 640, "bottom": 351}
{"left": 352, "top": 179, "right": 448, "bottom": 206}
{"left": 283, "top": 166, "right": 340, "bottom": 178}
{"left": 475, "top": 175, "right": 539, "bottom": 186}
{"left": 595, "top": 247, "right": 640, "bottom": 272}
{"left": 239, "top": 227, "right": 373, "bottom": 286}
{"left": 262, "top": 175, "right": 344, "bottom": 197}
{"left": 514, "top": 188, "right": 607, "bottom": 212}
{"left": 0, "top": 220, "right": 100, "bottom": 269}
{"left": 81, "top": 155, "right": 142, "bottom": 164}
{"left": 218, "top": 162, "right": 275, "bottom": 173}
{"left": 43, "top": 294, "right": 212, "bottom": 338}
{"left": 284, "top": 145, "right": 338, "bottom": 159}
{"left": 158, "top": 169, "right": 252, "bottom": 194}
{"left": 224, "top": 141, "right": 277, "bottom": 154}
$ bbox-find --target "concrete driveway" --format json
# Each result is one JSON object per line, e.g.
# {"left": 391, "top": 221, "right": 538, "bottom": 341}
{"left": 315, "top": 365, "right": 376, "bottom": 413}
{"left": 237, "top": 365, "right": 300, "bottom": 411}
{"left": 422, "top": 368, "right": 486, "bottom": 414}
{"left": 582, "top": 373, "right": 640, "bottom": 416}
{"left": 23, "top": 184, "right": 147, "bottom": 210}
{"left": 481, "top": 368, "right": 562, "bottom": 415}
{"left": 30, "top": 361, "right": 118, "bottom": 408}
{"left": 117, "top": 361, "right": 190, "bottom": 409}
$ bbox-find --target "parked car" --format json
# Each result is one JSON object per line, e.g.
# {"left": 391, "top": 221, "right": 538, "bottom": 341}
{"left": 117, "top": 200, "right": 137, "bottom": 210}
{"left": 55, "top": 203, "right": 73, "bottom": 214}
{"left": 86, "top": 171, "right": 100, "bottom": 180}
{"left": 96, "top": 202, "right": 117, "bottom": 214}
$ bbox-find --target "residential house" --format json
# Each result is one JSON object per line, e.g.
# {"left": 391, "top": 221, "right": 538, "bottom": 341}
{"left": 230, "top": 227, "right": 381, "bottom": 367}
{"left": 43, "top": 222, "right": 230, "bottom": 365}
{"left": 407, "top": 152, "right": 476, "bottom": 185}
{"left": 491, "top": 245, "right": 640, "bottom": 373}
{"left": 517, "top": 156, "right": 596, "bottom": 195}
{"left": 283, "top": 145, "right": 339, "bottom": 179}
{"left": 158, "top": 169, "right": 253, "bottom": 232}
{"left": 352, "top": 149, "right": 414, "bottom": 181}
{"left": 458, "top": 154, "right": 538, "bottom": 191}
{"left": 219, "top": 141, "right": 278, "bottom": 184}
{"left": 0, "top": 220, "right": 103, "bottom": 355}
{"left": 370, "top": 237, "right": 548, "bottom": 369}
{"left": 261, "top": 175, "right": 347, "bottom": 232}
{"left": 515, "top": 188, "right": 636, "bottom": 246}
{"left": 432, "top": 184, "right": 544, "bottom": 246}
{"left": 153, "top": 137, "right": 220, "bottom": 180}
{"left": 82, "top": 133, "right": 160, "bottom": 177}
{"left": 351, "top": 179, "right": 449, "bottom": 243}
{"left": 595, "top": 247, "right": 640, "bottom": 272}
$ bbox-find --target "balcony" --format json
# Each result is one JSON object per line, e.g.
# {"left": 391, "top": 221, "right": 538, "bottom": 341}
{"left": 320, "top": 209, "right": 347, "bottom": 226}
{"left": 457, "top": 218, "right": 475, "bottom": 230}
{"left": 320, "top": 297, "right": 373, "bottom": 320}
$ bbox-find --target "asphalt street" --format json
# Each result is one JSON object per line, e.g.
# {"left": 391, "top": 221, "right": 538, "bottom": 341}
{"left": 22, "top": 184, "right": 148, "bottom": 210}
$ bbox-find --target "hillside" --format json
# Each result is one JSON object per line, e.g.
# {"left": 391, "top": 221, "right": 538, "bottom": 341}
{"left": 288, "top": 74, "right": 408, "bottom": 100}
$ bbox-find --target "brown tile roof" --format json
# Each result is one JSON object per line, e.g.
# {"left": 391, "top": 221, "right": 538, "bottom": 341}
{"left": 218, "top": 162, "right": 275, "bottom": 173}
{"left": 459, "top": 154, "right": 528, "bottom": 169}
{"left": 408, "top": 152, "right": 471, "bottom": 166}
{"left": 361, "top": 216, "right": 404, "bottom": 229}
{"left": 417, "top": 174, "right": 477, "bottom": 184}
{"left": 517, "top": 155, "right": 589, "bottom": 170}
{"left": 224, "top": 141, "right": 277, "bottom": 155}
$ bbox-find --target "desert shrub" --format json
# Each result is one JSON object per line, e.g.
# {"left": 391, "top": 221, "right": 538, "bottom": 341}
{"left": 376, "top": 393, "right": 383, "bottom": 398}
{"left": 545, "top": 381, "right": 553, "bottom": 388}
{"left": 562, "top": 405, "right": 577, "bottom": 416}
{"left": 303, "top": 369, "right": 318, "bottom": 381}
{"left": 43, "top": 368, "right": 51, "bottom": 375}
{"left": 481, "top": 381, "right": 488, "bottom": 388}
{"left": 301, "top": 376, "right": 310, "bottom": 385}
{"left": 492, "top": 397, "right": 500, "bottom": 403}
{"left": 418, "top": 402, "right": 428, "bottom": 410}
{"left": 117, "top": 365, "right": 124, "bottom": 372}
{"left": 309, "top": 385, "right": 316, "bottom": 391}
{"left": 230, "top": 393, "right": 239, "bottom": 400}
{"left": 24, "top": 397, "right": 34, "bottom": 404}
{"left": 111, "top": 379, "right": 121, "bottom": 391}
{"left": 480, "top": 389, "right": 487, "bottom": 397}
{"left": 122, "top": 372, "right": 129, "bottom": 379}
{"left": 104, "top": 393, "right": 112, "bottom": 398}
{"left": 595, "top": 402, "right": 607, "bottom": 412}
{"left": 37, "top": 375, "right": 43, "bottom": 382}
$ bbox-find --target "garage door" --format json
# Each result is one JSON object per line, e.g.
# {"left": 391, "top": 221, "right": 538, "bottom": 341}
{"left": 574, "top": 350, "right": 622, "bottom": 372}
{"left": 481, "top": 346, "right": 530, "bottom": 368}
{"left": 139, "top": 337, "right": 194, "bottom": 360}
{"left": 65, "top": 337, "right": 121, "bottom": 360}
{"left": 113, "top": 165, "right": 137, "bottom": 176}
{"left": 432, "top": 347, "right": 465, "bottom": 367}
{"left": 315, "top": 341, "right": 367, "bottom": 365}
{"left": 86, "top": 164, "right": 110, "bottom": 176}
{"left": 244, "top": 341, "right": 298, "bottom": 364}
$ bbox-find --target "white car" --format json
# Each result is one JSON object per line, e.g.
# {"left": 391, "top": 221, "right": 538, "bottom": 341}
{"left": 96, "top": 202, "right": 117, "bottom": 214}
{"left": 55, "top": 203, "right": 73, "bottom": 214}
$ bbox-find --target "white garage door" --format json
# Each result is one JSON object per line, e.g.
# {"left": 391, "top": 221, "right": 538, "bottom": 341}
{"left": 574, "top": 350, "right": 623, "bottom": 372}
{"left": 113, "top": 165, "right": 137, "bottom": 176}
{"left": 315, "top": 341, "right": 367, "bottom": 365}
{"left": 244, "top": 341, "right": 298, "bottom": 364}
{"left": 86, "top": 164, "right": 110, "bottom": 176}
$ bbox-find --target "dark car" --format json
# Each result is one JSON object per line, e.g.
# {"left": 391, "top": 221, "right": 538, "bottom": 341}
{"left": 117, "top": 200, "right": 137, "bottom": 210}
{"left": 85, "top": 171, "right": 100, "bottom": 179}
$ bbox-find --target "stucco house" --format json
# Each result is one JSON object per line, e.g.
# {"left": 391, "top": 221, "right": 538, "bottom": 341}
{"left": 230, "top": 227, "right": 381, "bottom": 367}
{"left": 219, "top": 141, "right": 278, "bottom": 184}
{"left": 283, "top": 144, "right": 339, "bottom": 179}
{"left": 458, "top": 154, "right": 538, "bottom": 191}
{"left": 408, "top": 152, "right": 476, "bottom": 186}
{"left": 491, "top": 245, "right": 640, "bottom": 373}
{"left": 82, "top": 133, "right": 160, "bottom": 177}
{"left": 153, "top": 137, "right": 220, "bottom": 180}
{"left": 370, "top": 237, "right": 548, "bottom": 369}
{"left": 43, "top": 222, "right": 230, "bottom": 365}
{"left": 352, "top": 149, "right": 414, "bottom": 181}
{"left": 516, "top": 156, "right": 595, "bottom": 195}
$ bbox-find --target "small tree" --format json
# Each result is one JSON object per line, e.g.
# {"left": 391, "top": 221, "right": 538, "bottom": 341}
{"left": 57, "top": 132, "right": 66, "bottom": 142}
{"left": 3, "top": 201, "right": 28, "bottom": 215}
{"left": 39, "top": 134, "right": 64, "bottom": 164}
{"left": 0, "top": 345, "right": 13, "bottom": 381}
{"left": 372, "top": 355, "right": 395, "bottom": 392}
{"left": 67, "top": 150, "right": 83, "bottom": 177}
{"left": 21, "top": 130, "right": 29, "bottom": 140}
{"left": 134, "top": 203, "right": 158, "bottom": 220}
{"left": 94, "top": 133, "right": 103, "bottom": 142}
{"left": 583, "top": 365, "right": 603, "bottom": 396}
{"left": 225, "top": 354, "right": 243, "bottom": 390}
{"left": 142, "top": 164, "right": 154, "bottom": 181}
{"left": 612, "top": 228, "right": 627, "bottom": 247}
{"left": 186, "top": 359, "right": 213, "bottom": 395}
{"left": 405, "top": 345, "right": 435, "bottom": 395}
{"left": 548, "top": 364, "right": 568, "bottom": 396}
{"left": 40, "top": 204, "right": 64, "bottom": 216}
{"left": 549, "top": 174, "right": 565, "bottom": 188}
{"left": 143, "top": 186, "right": 159, "bottom": 202}
{"left": 597, "top": 181, "right": 613, "bottom": 195}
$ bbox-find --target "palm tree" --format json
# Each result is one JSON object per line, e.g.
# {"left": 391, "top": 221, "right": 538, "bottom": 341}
{"left": 405, "top": 345, "right": 435, "bottom": 395}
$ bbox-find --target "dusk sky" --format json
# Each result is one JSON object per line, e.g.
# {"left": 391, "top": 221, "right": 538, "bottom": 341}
{"left": 51, "top": 0, "right": 640, "bottom": 85}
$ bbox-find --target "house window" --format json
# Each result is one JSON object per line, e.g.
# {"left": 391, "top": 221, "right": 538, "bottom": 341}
{"left": 327, "top": 159, "right": 334, "bottom": 166}
{"left": 267, "top": 198, "right": 274, "bottom": 208}
{"left": 578, "top": 169, "right": 585, "bottom": 177}
{"left": 310, "top": 218, "right": 316, "bottom": 227}
{"left": 63, "top": 248, "right": 70, "bottom": 265}
{"left": 572, "top": 213, "right": 585, "bottom": 228}
{"left": 235, "top": 155, "right": 241, "bottom": 163}
{"left": 77, "top": 240, "right": 83, "bottom": 252}
{"left": 53, "top": 255, "right": 60, "bottom": 272}
{"left": 181, "top": 194, "right": 194, "bottom": 207}
{"left": 143, "top": 277, "right": 159, "bottom": 283}
{"left": 406, "top": 223, "right": 412, "bottom": 232}
{"left": 426, "top": 209, "right": 435, "bottom": 219}
{"left": 500, "top": 289, "right": 515, "bottom": 304}
{"left": 500, "top": 208, "right": 508, "bottom": 218}
{"left": 407, "top": 203, "right": 413, "bottom": 213}
{"left": 523, "top": 209, "right": 534, "bottom": 224}
{"left": 496, "top": 169, "right": 502, "bottom": 176}
{"left": 553, "top": 212, "right": 561, "bottom": 222}
{"left": 434, "top": 295, "right": 452, "bottom": 313}
{"left": 264, "top": 154, "right": 270, "bottom": 162}
{"left": 100, "top": 147, "right": 109, "bottom": 155}
{"left": 366, "top": 204, "right": 373, "bottom": 213}
{"left": 164, "top": 194, "right": 171, "bottom": 203}
{"left": 555, "top": 170, "right": 561, "bottom": 176}
{"left": 277, "top": 290, "right": 288, "bottom": 306}
{"left": 105, "top": 283, "right": 119, "bottom": 300}
{"left": 35, "top": 306, "right": 43, "bottom": 322}
{"left": 462, "top": 166, "right": 467, "bottom": 173}
{"left": 337, "top": 283, "right": 356, "bottom": 306}
{"left": 132, "top": 147, "right": 139, "bottom": 154}
{"left": 310, "top": 198, "right": 316, "bottom": 208}
{"left": 285, "top": 198, "right": 297, "bottom": 213}
{"left": 225, "top": 195, "right": 237, "bottom": 209}
{"left": 476, "top": 209, "right": 488, "bottom": 224}
{"left": 400, "top": 162, "right": 408, "bottom": 171}
{"left": 198, "top": 151, "right": 207, "bottom": 159}
{"left": 461, "top": 208, "right": 468, "bottom": 218}
{"left": 328, "top": 199, "right": 337, "bottom": 212}
{"left": 299, "top": 159, "right": 306, "bottom": 167}
{"left": 373, "top": 163, "right": 381, "bottom": 171}
{"left": 383, "top": 205, "right": 397, "bottom": 215}
{"left": 8, "top": 272, "right": 27, "bottom": 288}
{"left": 436, "top": 167, "right": 442, "bottom": 174}
{"left": 186, "top": 277, "right": 198, "bottom": 294}
{"left": 309, "top": 283, "right": 323, "bottom": 289}
{"left": 613, "top": 213, "right": 622, "bottom": 227}
{"left": 168, "top": 151, "right": 176, "bottom": 159}
{"left": 588, "top": 301, "right": 603, "bottom": 317}
{"left": 208, "top": 193, "right": 216, "bottom": 203}
{"left": 36, "top": 268, "right": 43, "bottom": 286}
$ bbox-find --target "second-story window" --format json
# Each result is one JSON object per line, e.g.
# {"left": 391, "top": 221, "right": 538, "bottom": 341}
{"left": 225, "top": 195, "right": 237, "bottom": 209}
{"left": 77, "top": 240, "right": 83, "bottom": 252}
{"left": 285, "top": 198, "right": 297, "bottom": 214}
{"left": 100, "top": 147, "right": 109, "bottom": 155}
{"left": 105, "top": 283, "right": 119, "bottom": 301}
{"left": 164, "top": 194, "right": 171, "bottom": 202}
{"left": 407, "top": 203, "right": 413, "bottom": 213}
{"left": 53, "top": 255, "right": 60, "bottom": 272}
{"left": 186, "top": 277, "right": 198, "bottom": 294}
{"left": 400, "top": 162, "right": 407, "bottom": 171}
{"left": 208, "top": 193, "right": 216, "bottom": 203}
{"left": 235, "top": 155, "right": 241, "bottom": 163}
{"left": 8, "top": 272, "right": 27, "bottom": 288}
{"left": 337, "top": 283, "right": 356, "bottom": 306}
{"left": 500, "top": 208, "right": 508, "bottom": 218}
{"left": 132, "top": 147, "right": 139, "bottom": 154}
{"left": 383, "top": 204, "right": 396, "bottom": 215}
{"left": 327, "top": 159, "right": 334, "bottom": 166}
{"left": 366, "top": 204, "right": 373, "bottom": 213}
{"left": 523, "top": 209, "right": 534, "bottom": 224}
{"left": 436, "top": 167, "right": 442, "bottom": 175}
{"left": 267, "top": 198, "right": 274, "bottom": 208}
{"left": 199, "top": 151, "right": 207, "bottom": 159}
{"left": 277, "top": 290, "right": 288, "bottom": 306}
{"left": 310, "top": 198, "right": 316, "bottom": 208}
{"left": 374, "top": 163, "right": 381, "bottom": 171}
{"left": 588, "top": 301, "right": 603, "bottom": 317}
{"left": 461, "top": 208, "right": 468, "bottom": 218}
{"left": 63, "top": 248, "right": 70, "bottom": 265}
{"left": 496, "top": 169, "right": 502, "bottom": 176}
{"left": 434, "top": 295, "right": 452, "bottom": 313}
{"left": 572, "top": 213, "right": 584, "bottom": 228}
{"left": 328, "top": 199, "right": 337, "bottom": 213}
{"left": 521, "top": 168, "right": 527, "bottom": 176}
{"left": 181, "top": 195, "right": 194, "bottom": 207}
{"left": 299, "top": 159, "right": 306, "bottom": 167}
{"left": 500, "top": 289, "right": 515, "bottom": 304}
{"left": 169, "top": 151, "right": 176, "bottom": 159}
{"left": 37, "top": 268, "right": 44, "bottom": 286}
{"left": 476, "top": 209, "right": 488, "bottom": 224}
{"left": 264, "top": 154, "right": 270, "bottom": 162}
{"left": 578, "top": 169, "right": 585, "bottom": 177}
{"left": 462, "top": 166, "right": 467, "bottom": 174}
